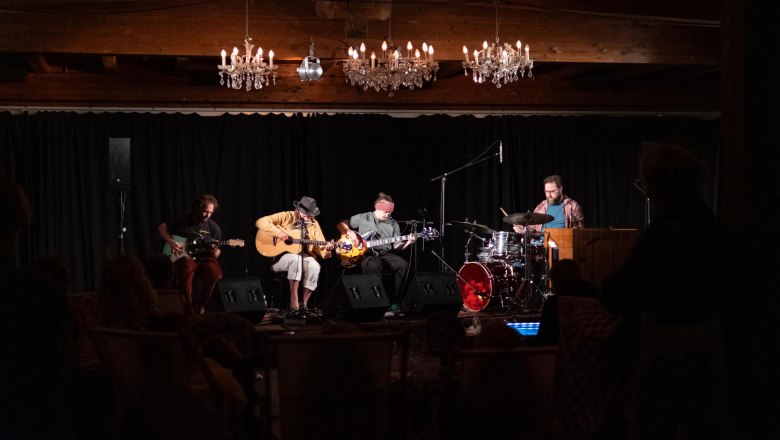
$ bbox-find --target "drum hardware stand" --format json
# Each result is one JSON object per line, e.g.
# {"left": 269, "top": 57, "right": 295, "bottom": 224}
{"left": 633, "top": 178, "right": 651, "bottom": 229}
{"left": 513, "top": 220, "right": 548, "bottom": 313}
{"left": 462, "top": 230, "right": 487, "bottom": 263}
{"left": 430, "top": 250, "right": 487, "bottom": 307}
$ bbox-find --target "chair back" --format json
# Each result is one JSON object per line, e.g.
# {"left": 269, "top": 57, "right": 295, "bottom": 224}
{"left": 90, "top": 326, "right": 226, "bottom": 440}
{"left": 437, "top": 345, "right": 558, "bottom": 439}
{"left": 630, "top": 313, "right": 731, "bottom": 439}
{"left": 155, "top": 288, "right": 190, "bottom": 316}
{"left": 263, "top": 332, "right": 409, "bottom": 440}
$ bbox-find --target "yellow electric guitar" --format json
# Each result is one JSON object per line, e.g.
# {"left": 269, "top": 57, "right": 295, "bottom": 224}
{"left": 163, "top": 235, "right": 245, "bottom": 262}
{"left": 336, "top": 227, "right": 439, "bottom": 268}
{"left": 255, "top": 228, "right": 337, "bottom": 258}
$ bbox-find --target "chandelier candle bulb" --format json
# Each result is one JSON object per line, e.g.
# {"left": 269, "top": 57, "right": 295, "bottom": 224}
{"left": 422, "top": 42, "right": 428, "bottom": 59}
{"left": 517, "top": 40, "right": 522, "bottom": 50}
{"left": 428, "top": 45, "right": 434, "bottom": 61}
{"left": 407, "top": 41, "right": 413, "bottom": 57}
{"left": 463, "top": 45, "right": 469, "bottom": 62}
{"left": 525, "top": 44, "right": 530, "bottom": 59}
{"left": 221, "top": 50, "right": 227, "bottom": 67}
{"left": 415, "top": 49, "right": 421, "bottom": 59}
{"left": 371, "top": 52, "right": 376, "bottom": 68}
{"left": 268, "top": 50, "right": 274, "bottom": 67}
{"left": 360, "top": 43, "right": 366, "bottom": 58}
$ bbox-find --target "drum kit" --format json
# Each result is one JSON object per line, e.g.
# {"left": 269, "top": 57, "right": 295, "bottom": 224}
{"left": 447, "top": 212, "right": 554, "bottom": 313}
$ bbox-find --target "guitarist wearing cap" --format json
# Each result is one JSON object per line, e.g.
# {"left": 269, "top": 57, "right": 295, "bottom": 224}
{"left": 337, "top": 192, "right": 415, "bottom": 308}
{"left": 158, "top": 194, "right": 223, "bottom": 315}
{"left": 255, "top": 196, "right": 334, "bottom": 311}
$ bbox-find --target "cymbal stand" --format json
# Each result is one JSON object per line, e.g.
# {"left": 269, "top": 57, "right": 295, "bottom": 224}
{"left": 462, "top": 229, "right": 487, "bottom": 263}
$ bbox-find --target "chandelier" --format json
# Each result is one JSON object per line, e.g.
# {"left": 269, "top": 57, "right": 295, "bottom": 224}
{"left": 343, "top": 41, "right": 438, "bottom": 95}
{"left": 462, "top": 1, "right": 533, "bottom": 87}
{"left": 217, "top": 0, "right": 277, "bottom": 91}
{"left": 342, "top": 2, "right": 438, "bottom": 96}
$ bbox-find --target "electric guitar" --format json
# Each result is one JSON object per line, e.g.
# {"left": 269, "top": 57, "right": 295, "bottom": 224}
{"left": 255, "top": 228, "right": 336, "bottom": 257}
{"left": 336, "top": 227, "right": 439, "bottom": 268}
{"left": 162, "top": 235, "right": 245, "bottom": 262}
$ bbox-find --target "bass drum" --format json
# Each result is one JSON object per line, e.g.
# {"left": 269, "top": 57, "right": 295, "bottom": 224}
{"left": 457, "top": 261, "right": 518, "bottom": 312}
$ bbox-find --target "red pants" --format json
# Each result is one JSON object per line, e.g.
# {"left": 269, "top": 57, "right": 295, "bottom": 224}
{"left": 173, "top": 257, "right": 222, "bottom": 313}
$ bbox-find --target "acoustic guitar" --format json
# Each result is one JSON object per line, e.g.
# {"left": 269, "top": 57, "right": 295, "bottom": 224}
{"left": 162, "top": 235, "right": 245, "bottom": 262}
{"left": 255, "top": 228, "right": 336, "bottom": 257}
{"left": 336, "top": 227, "right": 439, "bottom": 268}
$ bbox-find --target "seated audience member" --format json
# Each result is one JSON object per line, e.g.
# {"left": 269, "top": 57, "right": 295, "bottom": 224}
{"left": 0, "top": 175, "right": 72, "bottom": 439}
{"left": 533, "top": 259, "right": 597, "bottom": 346}
{"left": 600, "top": 143, "right": 736, "bottom": 439}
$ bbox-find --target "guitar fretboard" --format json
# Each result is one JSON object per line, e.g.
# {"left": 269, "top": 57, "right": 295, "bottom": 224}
{"left": 290, "top": 239, "right": 329, "bottom": 246}
{"left": 366, "top": 233, "right": 417, "bottom": 247}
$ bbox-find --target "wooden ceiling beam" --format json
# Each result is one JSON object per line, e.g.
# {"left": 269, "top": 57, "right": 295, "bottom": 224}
{"left": 0, "top": 1, "right": 719, "bottom": 65}
{"left": 0, "top": 67, "right": 718, "bottom": 113}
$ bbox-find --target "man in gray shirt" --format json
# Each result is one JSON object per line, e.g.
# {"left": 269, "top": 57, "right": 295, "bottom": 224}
{"left": 337, "top": 192, "right": 415, "bottom": 307}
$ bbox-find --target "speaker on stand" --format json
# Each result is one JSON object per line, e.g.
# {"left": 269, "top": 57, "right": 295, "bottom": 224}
{"left": 108, "top": 138, "right": 131, "bottom": 254}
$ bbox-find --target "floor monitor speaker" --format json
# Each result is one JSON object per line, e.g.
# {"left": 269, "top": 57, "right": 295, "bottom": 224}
{"left": 216, "top": 277, "right": 267, "bottom": 324}
{"left": 322, "top": 274, "right": 390, "bottom": 322}
{"left": 402, "top": 272, "right": 462, "bottom": 317}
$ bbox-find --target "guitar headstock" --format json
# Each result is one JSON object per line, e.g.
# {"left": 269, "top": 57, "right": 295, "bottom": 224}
{"left": 227, "top": 239, "right": 245, "bottom": 248}
{"left": 419, "top": 227, "right": 440, "bottom": 240}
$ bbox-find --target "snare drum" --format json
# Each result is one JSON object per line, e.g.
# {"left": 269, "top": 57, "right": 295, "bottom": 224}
{"left": 457, "top": 261, "right": 518, "bottom": 312}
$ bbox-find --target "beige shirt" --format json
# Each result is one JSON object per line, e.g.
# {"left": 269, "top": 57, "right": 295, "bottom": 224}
{"left": 255, "top": 210, "right": 332, "bottom": 259}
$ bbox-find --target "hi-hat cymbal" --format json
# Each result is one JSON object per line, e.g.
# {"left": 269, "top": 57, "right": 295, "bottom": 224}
{"left": 446, "top": 220, "right": 495, "bottom": 235}
{"left": 503, "top": 212, "right": 554, "bottom": 226}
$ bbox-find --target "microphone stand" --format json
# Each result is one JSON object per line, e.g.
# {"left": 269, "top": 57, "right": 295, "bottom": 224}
{"left": 633, "top": 179, "right": 651, "bottom": 229}
{"left": 431, "top": 140, "right": 500, "bottom": 270}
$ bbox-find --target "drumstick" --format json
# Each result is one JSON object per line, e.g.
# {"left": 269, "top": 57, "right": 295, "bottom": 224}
{"left": 499, "top": 207, "right": 509, "bottom": 217}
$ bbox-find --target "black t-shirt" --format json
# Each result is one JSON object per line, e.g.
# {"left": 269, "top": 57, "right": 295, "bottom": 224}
{"left": 165, "top": 213, "right": 222, "bottom": 243}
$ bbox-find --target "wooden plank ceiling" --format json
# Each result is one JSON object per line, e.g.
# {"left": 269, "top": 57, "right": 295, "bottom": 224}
{"left": 0, "top": 0, "right": 721, "bottom": 114}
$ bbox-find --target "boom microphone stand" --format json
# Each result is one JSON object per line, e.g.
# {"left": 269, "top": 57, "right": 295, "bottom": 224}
{"left": 431, "top": 140, "right": 501, "bottom": 270}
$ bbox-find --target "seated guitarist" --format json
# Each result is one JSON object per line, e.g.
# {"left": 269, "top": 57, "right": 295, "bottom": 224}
{"left": 255, "top": 196, "right": 333, "bottom": 311}
{"left": 158, "top": 194, "right": 222, "bottom": 315}
{"left": 337, "top": 192, "right": 415, "bottom": 308}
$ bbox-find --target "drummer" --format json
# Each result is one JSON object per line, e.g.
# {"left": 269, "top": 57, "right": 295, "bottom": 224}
{"left": 513, "top": 175, "right": 584, "bottom": 234}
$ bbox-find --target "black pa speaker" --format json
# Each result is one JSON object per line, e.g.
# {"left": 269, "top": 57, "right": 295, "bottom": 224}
{"left": 216, "top": 277, "right": 267, "bottom": 324}
{"left": 322, "top": 274, "right": 390, "bottom": 322}
{"left": 108, "top": 138, "right": 131, "bottom": 189}
{"left": 402, "top": 272, "right": 462, "bottom": 317}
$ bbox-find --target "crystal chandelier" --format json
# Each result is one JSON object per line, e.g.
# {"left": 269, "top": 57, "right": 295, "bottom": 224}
{"left": 462, "top": 1, "right": 533, "bottom": 87}
{"left": 217, "top": 0, "right": 277, "bottom": 91}
{"left": 342, "top": 2, "right": 438, "bottom": 96}
{"left": 343, "top": 40, "right": 438, "bottom": 95}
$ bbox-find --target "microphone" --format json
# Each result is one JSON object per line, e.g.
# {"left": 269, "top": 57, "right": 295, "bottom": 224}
{"left": 499, "top": 140, "right": 503, "bottom": 164}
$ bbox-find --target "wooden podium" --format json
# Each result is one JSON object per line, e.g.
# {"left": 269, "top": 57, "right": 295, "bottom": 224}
{"left": 545, "top": 228, "right": 639, "bottom": 288}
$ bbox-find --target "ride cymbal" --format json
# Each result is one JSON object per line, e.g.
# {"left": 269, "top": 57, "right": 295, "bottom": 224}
{"left": 502, "top": 212, "right": 554, "bottom": 226}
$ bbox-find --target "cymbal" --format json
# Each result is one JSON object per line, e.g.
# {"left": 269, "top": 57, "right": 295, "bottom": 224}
{"left": 446, "top": 220, "right": 495, "bottom": 235}
{"left": 503, "top": 212, "right": 554, "bottom": 226}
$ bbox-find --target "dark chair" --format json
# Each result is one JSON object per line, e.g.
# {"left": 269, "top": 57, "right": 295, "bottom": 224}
{"left": 155, "top": 288, "right": 191, "bottom": 316}
{"left": 90, "top": 326, "right": 230, "bottom": 440}
{"left": 434, "top": 345, "right": 558, "bottom": 440}
{"left": 262, "top": 332, "right": 410, "bottom": 440}
{"left": 629, "top": 313, "right": 731, "bottom": 440}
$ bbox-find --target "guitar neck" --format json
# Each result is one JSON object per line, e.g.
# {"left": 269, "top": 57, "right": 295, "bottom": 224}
{"left": 365, "top": 233, "right": 417, "bottom": 248}
{"left": 291, "top": 238, "right": 330, "bottom": 247}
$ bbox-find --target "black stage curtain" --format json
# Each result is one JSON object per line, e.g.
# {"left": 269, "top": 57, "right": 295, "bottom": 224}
{"left": 1, "top": 111, "right": 720, "bottom": 294}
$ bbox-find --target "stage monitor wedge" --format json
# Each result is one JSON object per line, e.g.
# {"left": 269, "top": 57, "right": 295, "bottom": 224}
{"left": 402, "top": 272, "right": 462, "bottom": 317}
{"left": 322, "top": 274, "right": 390, "bottom": 322}
{"left": 216, "top": 277, "right": 267, "bottom": 324}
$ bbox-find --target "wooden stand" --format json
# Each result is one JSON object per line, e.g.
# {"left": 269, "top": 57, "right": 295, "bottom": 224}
{"left": 545, "top": 228, "right": 639, "bottom": 288}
